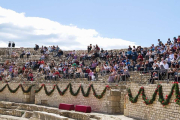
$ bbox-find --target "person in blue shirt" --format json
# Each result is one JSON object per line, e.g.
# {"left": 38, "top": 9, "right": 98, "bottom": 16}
{"left": 124, "top": 58, "right": 130, "bottom": 66}
{"left": 131, "top": 50, "right": 137, "bottom": 62}
{"left": 127, "top": 49, "right": 132, "bottom": 59}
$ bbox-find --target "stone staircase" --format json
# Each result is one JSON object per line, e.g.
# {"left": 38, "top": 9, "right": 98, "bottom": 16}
{"left": 0, "top": 101, "right": 125, "bottom": 120}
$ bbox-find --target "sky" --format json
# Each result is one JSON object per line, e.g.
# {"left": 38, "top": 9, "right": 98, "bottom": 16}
{"left": 0, "top": 0, "right": 180, "bottom": 50}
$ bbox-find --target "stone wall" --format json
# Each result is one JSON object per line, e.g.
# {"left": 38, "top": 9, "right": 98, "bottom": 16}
{"left": 35, "top": 83, "right": 122, "bottom": 113}
{"left": 0, "top": 83, "right": 33, "bottom": 103}
{"left": 124, "top": 83, "right": 180, "bottom": 120}
{"left": 0, "top": 82, "right": 125, "bottom": 114}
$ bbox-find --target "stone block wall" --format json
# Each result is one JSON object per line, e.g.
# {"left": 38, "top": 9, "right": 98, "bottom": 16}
{"left": 35, "top": 83, "right": 123, "bottom": 113}
{"left": 35, "top": 83, "right": 110, "bottom": 113}
{"left": 0, "top": 83, "right": 33, "bottom": 103}
{"left": 0, "top": 82, "right": 125, "bottom": 114}
{"left": 124, "top": 83, "right": 180, "bottom": 120}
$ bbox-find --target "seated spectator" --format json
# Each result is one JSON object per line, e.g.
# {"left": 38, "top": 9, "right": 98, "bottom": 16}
{"left": 88, "top": 70, "right": 95, "bottom": 81}
{"left": 80, "top": 52, "right": 85, "bottom": 61}
{"left": 40, "top": 54, "right": 45, "bottom": 60}
{"left": 54, "top": 50, "right": 63, "bottom": 58}
{"left": 20, "top": 50, "right": 25, "bottom": 58}
{"left": 26, "top": 51, "right": 31, "bottom": 58}
{"left": 121, "top": 68, "right": 130, "bottom": 81}
{"left": 163, "top": 60, "right": 169, "bottom": 69}
{"left": 11, "top": 51, "right": 18, "bottom": 58}
{"left": 137, "top": 53, "right": 143, "bottom": 61}
{"left": 145, "top": 60, "right": 152, "bottom": 72}
{"left": 91, "top": 61, "right": 97, "bottom": 72}
{"left": 53, "top": 70, "right": 61, "bottom": 80}
{"left": 23, "top": 68, "right": 29, "bottom": 77}
{"left": 129, "top": 60, "right": 135, "bottom": 71}
{"left": 27, "top": 72, "right": 33, "bottom": 81}
{"left": 74, "top": 66, "right": 82, "bottom": 78}
{"left": 149, "top": 56, "right": 154, "bottom": 66}
{"left": 149, "top": 71, "right": 158, "bottom": 84}
{"left": 131, "top": 50, "right": 137, "bottom": 61}
{"left": 108, "top": 69, "right": 117, "bottom": 83}
{"left": 174, "top": 69, "right": 180, "bottom": 82}
{"left": 13, "top": 68, "right": 18, "bottom": 77}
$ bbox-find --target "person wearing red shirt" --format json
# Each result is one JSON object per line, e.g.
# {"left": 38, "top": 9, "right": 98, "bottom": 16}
{"left": 22, "top": 66, "right": 26, "bottom": 71}
{"left": 40, "top": 60, "right": 44, "bottom": 64}
{"left": 27, "top": 72, "right": 33, "bottom": 81}
{"left": 86, "top": 67, "right": 90, "bottom": 74}
{"left": 53, "top": 70, "right": 61, "bottom": 80}
{"left": 137, "top": 53, "right": 143, "bottom": 61}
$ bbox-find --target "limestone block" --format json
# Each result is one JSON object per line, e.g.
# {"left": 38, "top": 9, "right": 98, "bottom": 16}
{"left": 108, "top": 96, "right": 120, "bottom": 101}
{"left": 32, "top": 111, "right": 68, "bottom": 120}
{"left": 12, "top": 109, "right": 25, "bottom": 117}
{"left": 22, "top": 111, "right": 33, "bottom": 118}
{"left": 110, "top": 89, "right": 121, "bottom": 96}
{"left": 108, "top": 101, "right": 119, "bottom": 107}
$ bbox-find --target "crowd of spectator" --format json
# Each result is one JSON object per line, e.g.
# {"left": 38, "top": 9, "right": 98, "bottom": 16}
{"left": 0, "top": 36, "right": 180, "bottom": 84}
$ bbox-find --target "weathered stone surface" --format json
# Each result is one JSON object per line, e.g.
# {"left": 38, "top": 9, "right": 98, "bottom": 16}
{"left": 0, "top": 82, "right": 126, "bottom": 114}
{"left": 0, "top": 115, "right": 29, "bottom": 120}
{"left": 32, "top": 111, "right": 68, "bottom": 120}
{"left": 22, "top": 111, "right": 33, "bottom": 118}
{"left": 124, "top": 83, "right": 180, "bottom": 120}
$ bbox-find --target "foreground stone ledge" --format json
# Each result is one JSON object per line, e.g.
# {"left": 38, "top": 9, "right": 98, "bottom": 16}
{"left": 31, "top": 111, "right": 68, "bottom": 120}
{"left": 0, "top": 114, "right": 29, "bottom": 120}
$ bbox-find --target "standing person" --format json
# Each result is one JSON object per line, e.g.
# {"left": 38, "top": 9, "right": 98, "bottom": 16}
{"left": 87, "top": 44, "right": 92, "bottom": 53}
{"left": 167, "top": 38, "right": 171, "bottom": 45}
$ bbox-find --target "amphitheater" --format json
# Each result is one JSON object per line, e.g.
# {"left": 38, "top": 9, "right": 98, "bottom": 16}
{"left": 0, "top": 47, "right": 179, "bottom": 120}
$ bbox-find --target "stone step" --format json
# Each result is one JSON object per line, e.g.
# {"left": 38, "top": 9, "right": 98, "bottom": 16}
{"left": 0, "top": 114, "right": 28, "bottom": 120}
{"left": 22, "top": 111, "right": 33, "bottom": 118}
{"left": 0, "top": 108, "right": 25, "bottom": 117}
{"left": 32, "top": 111, "right": 68, "bottom": 120}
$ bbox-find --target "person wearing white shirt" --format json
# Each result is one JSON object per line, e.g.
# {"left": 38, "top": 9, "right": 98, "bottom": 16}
{"left": 39, "top": 64, "right": 44, "bottom": 69}
{"left": 45, "top": 50, "right": 49, "bottom": 55}
{"left": 44, "top": 65, "right": 50, "bottom": 71}
{"left": 152, "top": 60, "right": 160, "bottom": 69}
{"left": 54, "top": 66, "right": 57, "bottom": 71}
{"left": 58, "top": 66, "right": 62, "bottom": 73}
{"left": 40, "top": 54, "right": 45, "bottom": 60}
{"left": 169, "top": 51, "right": 174, "bottom": 62}
{"left": 149, "top": 56, "right": 153, "bottom": 63}
{"left": 165, "top": 56, "right": 171, "bottom": 67}
{"left": 170, "top": 43, "right": 174, "bottom": 49}
{"left": 163, "top": 60, "right": 169, "bottom": 69}
{"left": 160, "top": 58, "right": 164, "bottom": 66}
{"left": 103, "top": 64, "right": 109, "bottom": 72}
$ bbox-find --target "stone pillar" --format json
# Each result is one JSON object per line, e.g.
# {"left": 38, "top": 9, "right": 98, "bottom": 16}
{"left": 107, "top": 89, "right": 121, "bottom": 114}
{"left": 29, "top": 85, "right": 36, "bottom": 104}
{"left": 22, "top": 85, "right": 36, "bottom": 103}
{"left": 23, "top": 92, "right": 30, "bottom": 103}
